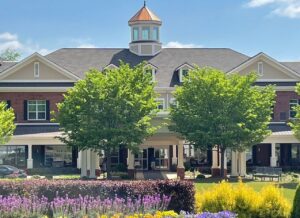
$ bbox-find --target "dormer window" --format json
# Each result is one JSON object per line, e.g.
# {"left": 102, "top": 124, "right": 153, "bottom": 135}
{"left": 179, "top": 69, "right": 189, "bottom": 83}
{"left": 258, "top": 62, "right": 263, "bottom": 76}
{"left": 133, "top": 27, "right": 139, "bottom": 41}
{"left": 142, "top": 27, "right": 150, "bottom": 40}
{"left": 144, "top": 64, "right": 157, "bottom": 82}
{"left": 34, "top": 62, "right": 39, "bottom": 78}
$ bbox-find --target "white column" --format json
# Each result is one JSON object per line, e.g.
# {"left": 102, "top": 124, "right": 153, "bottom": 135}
{"left": 224, "top": 149, "right": 227, "bottom": 170}
{"left": 77, "top": 151, "right": 82, "bottom": 169}
{"left": 270, "top": 143, "right": 277, "bottom": 167}
{"left": 81, "top": 150, "right": 87, "bottom": 177}
{"left": 89, "top": 150, "right": 96, "bottom": 179}
{"left": 87, "top": 149, "right": 91, "bottom": 170}
{"left": 231, "top": 151, "right": 238, "bottom": 177}
{"left": 190, "top": 145, "right": 195, "bottom": 157}
{"left": 95, "top": 153, "right": 100, "bottom": 170}
{"left": 172, "top": 145, "right": 177, "bottom": 165}
{"left": 177, "top": 140, "right": 184, "bottom": 168}
{"left": 238, "top": 151, "right": 247, "bottom": 176}
{"left": 212, "top": 146, "right": 219, "bottom": 168}
{"left": 27, "top": 144, "right": 33, "bottom": 169}
{"left": 127, "top": 149, "right": 135, "bottom": 170}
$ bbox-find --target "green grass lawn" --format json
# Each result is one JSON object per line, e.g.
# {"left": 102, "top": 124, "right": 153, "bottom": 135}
{"left": 194, "top": 178, "right": 298, "bottom": 205}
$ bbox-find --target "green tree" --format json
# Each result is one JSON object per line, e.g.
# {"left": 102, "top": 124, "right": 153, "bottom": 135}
{"left": 289, "top": 84, "right": 300, "bottom": 140}
{"left": 0, "top": 102, "right": 16, "bottom": 145}
{"left": 55, "top": 63, "right": 158, "bottom": 179}
{"left": 0, "top": 48, "right": 21, "bottom": 61}
{"left": 169, "top": 67, "right": 275, "bottom": 177}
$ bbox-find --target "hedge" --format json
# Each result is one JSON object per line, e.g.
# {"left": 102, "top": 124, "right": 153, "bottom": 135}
{"left": 291, "top": 184, "right": 300, "bottom": 218}
{"left": 0, "top": 179, "right": 194, "bottom": 212}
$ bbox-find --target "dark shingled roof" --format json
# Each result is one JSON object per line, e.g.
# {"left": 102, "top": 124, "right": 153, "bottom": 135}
{"left": 281, "top": 62, "right": 300, "bottom": 74}
{"left": 268, "top": 123, "right": 291, "bottom": 132}
{"left": 14, "top": 124, "right": 60, "bottom": 135}
{"left": 46, "top": 48, "right": 250, "bottom": 87}
{"left": 0, "top": 61, "right": 18, "bottom": 73}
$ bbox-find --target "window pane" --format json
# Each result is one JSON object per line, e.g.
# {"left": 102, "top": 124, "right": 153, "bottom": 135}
{"left": 38, "top": 112, "right": 46, "bottom": 120}
{"left": 28, "top": 100, "right": 36, "bottom": 105}
{"left": 152, "top": 27, "right": 158, "bottom": 40}
{"left": 182, "top": 69, "right": 189, "bottom": 77}
{"left": 37, "top": 100, "right": 46, "bottom": 105}
{"left": 38, "top": 104, "right": 46, "bottom": 112}
{"left": 133, "top": 27, "right": 139, "bottom": 41}
{"left": 142, "top": 27, "right": 150, "bottom": 40}
{"left": 29, "top": 112, "right": 36, "bottom": 120}
{"left": 28, "top": 105, "right": 36, "bottom": 112}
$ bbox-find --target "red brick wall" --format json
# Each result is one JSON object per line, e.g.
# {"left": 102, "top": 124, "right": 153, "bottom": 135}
{"left": 0, "top": 92, "right": 64, "bottom": 123}
{"left": 273, "top": 91, "right": 300, "bottom": 122}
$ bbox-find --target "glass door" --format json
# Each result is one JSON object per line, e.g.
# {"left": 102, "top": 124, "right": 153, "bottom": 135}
{"left": 154, "top": 148, "right": 169, "bottom": 170}
{"left": 134, "top": 149, "right": 148, "bottom": 170}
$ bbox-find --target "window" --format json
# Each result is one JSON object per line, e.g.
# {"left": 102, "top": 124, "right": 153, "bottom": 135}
{"left": 142, "top": 27, "right": 150, "bottom": 40}
{"left": 133, "top": 27, "right": 139, "bottom": 41}
{"left": 0, "top": 146, "right": 26, "bottom": 168}
{"left": 145, "top": 67, "right": 155, "bottom": 82}
{"left": 156, "top": 98, "right": 165, "bottom": 110}
{"left": 152, "top": 27, "right": 159, "bottom": 40}
{"left": 257, "top": 62, "right": 263, "bottom": 76}
{"left": 179, "top": 69, "right": 189, "bottom": 82}
{"left": 34, "top": 62, "right": 40, "bottom": 78}
{"left": 44, "top": 145, "right": 72, "bottom": 167}
{"left": 28, "top": 100, "right": 46, "bottom": 120}
{"left": 289, "top": 99, "right": 298, "bottom": 119}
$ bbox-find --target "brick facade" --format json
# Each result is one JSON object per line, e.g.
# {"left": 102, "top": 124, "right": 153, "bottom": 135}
{"left": 273, "top": 91, "right": 300, "bottom": 122}
{"left": 0, "top": 92, "right": 65, "bottom": 123}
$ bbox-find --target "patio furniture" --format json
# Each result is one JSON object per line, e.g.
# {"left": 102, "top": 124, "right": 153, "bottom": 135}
{"left": 253, "top": 167, "right": 282, "bottom": 181}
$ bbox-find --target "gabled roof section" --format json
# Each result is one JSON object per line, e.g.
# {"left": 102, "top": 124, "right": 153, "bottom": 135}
{"left": 175, "top": 62, "right": 194, "bottom": 71}
{"left": 0, "top": 52, "right": 80, "bottom": 81}
{"left": 228, "top": 52, "right": 300, "bottom": 80}
{"left": 144, "top": 62, "right": 158, "bottom": 70}
{"left": 129, "top": 5, "right": 161, "bottom": 25}
{"left": 103, "top": 63, "right": 119, "bottom": 70}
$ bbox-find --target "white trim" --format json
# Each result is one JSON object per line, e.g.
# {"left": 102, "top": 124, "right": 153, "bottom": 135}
{"left": 0, "top": 52, "right": 79, "bottom": 81}
{"left": 34, "top": 62, "right": 40, "bottom": 78}
{"left": 16, "top": 123, "right": 59, "bottom": 126}
{"left": 228, "top": 52, "right": 300, "bottom": 80}
{"left": 0, "top": 87, "right": 70, "bottom": 92}
{"left": 256, "top": 79, "right": 299, "bottom": 82}
{"left": 179, "top": 68, "right": 190, "bottom": 83}
{"left": 175, "top": 63, "right": 194, "bottom": 72}
{"left": 0, "top": 80, "right": 75, "bottom": 83}
{"left": 103, "top": 64, "right": 119, "bottom": 70}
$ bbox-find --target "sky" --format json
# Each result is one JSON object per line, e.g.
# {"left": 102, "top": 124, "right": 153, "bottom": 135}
{"left": 1, "top": 0, "right": 300, "bottom": 61}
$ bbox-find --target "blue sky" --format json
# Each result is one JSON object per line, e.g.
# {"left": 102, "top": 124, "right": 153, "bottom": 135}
{"left": 1, "top": 0, "right": 300, "bottom": 61}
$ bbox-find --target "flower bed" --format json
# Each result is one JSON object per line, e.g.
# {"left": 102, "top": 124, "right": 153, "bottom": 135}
{"left": 0, "top": 179, "right": 194, "bottom": 212}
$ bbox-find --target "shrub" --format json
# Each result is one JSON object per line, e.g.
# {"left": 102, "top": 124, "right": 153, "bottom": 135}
{"left": 0, "top": 179, "right": 194, "bottom": 213}
{"left": 196, "top": 181, "right": 290, "bottom": 218}
{"left": 290, "top": 184, "right": 300, "bottom": 218}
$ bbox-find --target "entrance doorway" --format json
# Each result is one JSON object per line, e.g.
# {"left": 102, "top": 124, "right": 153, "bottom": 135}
{"left": 154, "top": 148, "right": 169, "bottom": 170}
{"left": 253, "top": 144, "right": 271, "bottom": 166}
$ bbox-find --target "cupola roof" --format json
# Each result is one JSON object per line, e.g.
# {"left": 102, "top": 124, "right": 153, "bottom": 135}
{"left": 129, "top": 3, "right": 161, "bottom": 25}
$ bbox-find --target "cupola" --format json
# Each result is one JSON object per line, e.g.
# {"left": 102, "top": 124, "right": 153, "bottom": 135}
{"left": 128, "top": 1, "right": 162, "bottom": 56}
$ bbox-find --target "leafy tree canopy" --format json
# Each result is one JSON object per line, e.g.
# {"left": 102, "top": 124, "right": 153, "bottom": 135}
{"left": 0, "top": 49, "right": 21, "bottom": 61}
{"left": 169, "top": 67, "right": 275, "bottom": 176}
{"left": 289, "top": 84, "right": 300, "bottom": 139}
{"left": 55, "top": 62, "right": 158, "bottom": 177}
{"left": 0, "top": 102, "right": 16, "bottom": 145}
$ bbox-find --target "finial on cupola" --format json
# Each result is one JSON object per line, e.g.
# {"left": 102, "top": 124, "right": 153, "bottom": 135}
{"left": 144, "top": 0, "right": 146, "bottom": 7}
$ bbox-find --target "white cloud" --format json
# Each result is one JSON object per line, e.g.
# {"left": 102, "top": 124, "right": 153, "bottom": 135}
{"left": 77, "top": 43, "right": 96, "bottom": 48}
{"left": 246, "top": 0, "right": 300, "bottom": 18}
{"left": 163, "top": 41, "right": 203, "bottom": 48}
{"left": 0, "top": 32, "right": 51, "bottom": 59}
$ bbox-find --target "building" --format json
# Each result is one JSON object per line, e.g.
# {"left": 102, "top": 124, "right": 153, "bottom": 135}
{"left": 0, "top": 3, "right": 300, "bottom": 178}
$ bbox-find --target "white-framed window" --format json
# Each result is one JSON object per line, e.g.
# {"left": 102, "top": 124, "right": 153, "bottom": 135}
{"left": 156, "top": 98, "right": 165, "bottom": 110}
{"left": 179, "top": 69, "right": 189, "bottom": 83}
{"left": 133, "top": 27, "right": 139, "bottom": 41}
{"left": 34, "top": 62, "right": 40, "bottom": 78}
{"left": 257, "top": 62, "right": 263, "bottom": 76}
{"left": 28, "top": 100, "right": 46, "bottom": 120}
{"left": 145, "top": 68, "right": 155, "bottom": 82}
{"left": 289, "top": 99, "right": 299, "bottom": 119}
{"left": 142, "top": 26, "right": 150, "bottom": 40}
{"left": 152, "top": 26, "right": 159, "bottom": 41}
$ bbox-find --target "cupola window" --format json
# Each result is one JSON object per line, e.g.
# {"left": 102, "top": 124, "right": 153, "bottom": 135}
{"left": 142, "top": 27, "right": 150, "bottom": 40}
{"left": 152, "top": 27, "right": 159, "bottom": 41}
{"left": 133, "top": 27, "right": 139, "bottom": 41}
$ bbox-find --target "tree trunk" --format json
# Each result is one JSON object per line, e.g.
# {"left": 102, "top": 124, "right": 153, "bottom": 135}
{"left": 220, "top": 147, "right": 226, "bottom": 178}
{"left": 106, "top": 150, "right": 112, "bottom": 180}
